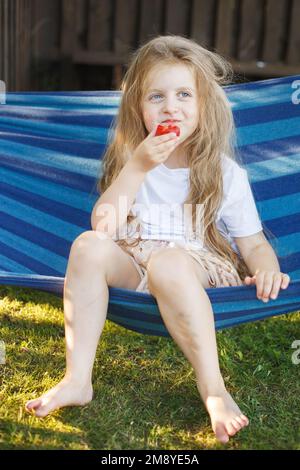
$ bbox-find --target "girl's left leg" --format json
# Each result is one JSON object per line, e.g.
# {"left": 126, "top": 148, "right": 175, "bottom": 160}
{"left": 146, "top": 248, "right": 249, "bottom": 444}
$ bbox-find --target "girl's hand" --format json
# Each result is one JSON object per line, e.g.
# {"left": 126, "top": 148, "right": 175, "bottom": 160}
{"left": 130, "top": 123, "right": 180, "bottom": 173}
{"left": 244, "top": 269, "right": 290, "bottom": 302}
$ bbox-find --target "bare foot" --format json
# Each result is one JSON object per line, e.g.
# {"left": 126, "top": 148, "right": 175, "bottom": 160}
{"left": 205, "top": 391, "right": 249, "bottom": 444}
{"left": 25, "top": 377, "right": 93, "bottom": 418}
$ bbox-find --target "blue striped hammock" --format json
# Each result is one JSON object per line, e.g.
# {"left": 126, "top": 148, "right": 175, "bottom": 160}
{"left": 0, "top": 75, "right": 300, "bottom": 337}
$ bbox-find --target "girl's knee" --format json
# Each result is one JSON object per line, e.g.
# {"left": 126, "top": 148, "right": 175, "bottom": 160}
{"left": 147, "top": 248, "right": 192, "bottom": 288}
{"left": 70, "top": 230, "right": 116, "bottom": 263}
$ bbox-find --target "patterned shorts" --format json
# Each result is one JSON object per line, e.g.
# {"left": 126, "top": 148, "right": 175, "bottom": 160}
{"left": 115, "top": 237, "right": 244, "bottom": 294}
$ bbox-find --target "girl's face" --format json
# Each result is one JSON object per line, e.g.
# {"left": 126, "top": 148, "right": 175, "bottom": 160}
{"left": 141, "top": 62, "right": 199, "bottom": 145}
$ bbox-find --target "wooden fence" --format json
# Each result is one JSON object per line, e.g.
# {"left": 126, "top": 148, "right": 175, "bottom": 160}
{"left": 1, "top": 0, "right": 300, "bottom": 91}
{"left": 0, "top": 0, "right": 32, "bottom": 91}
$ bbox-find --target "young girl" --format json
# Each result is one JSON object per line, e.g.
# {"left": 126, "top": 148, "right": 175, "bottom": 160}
{"left": 25, "top": 35, "right": 290, "bottom": 444}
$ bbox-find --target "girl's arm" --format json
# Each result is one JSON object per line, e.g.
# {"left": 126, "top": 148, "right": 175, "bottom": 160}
{"left": 234, "top": 232, "right": 290, "bottom": 301}
{"left": 91, "top": 160, "right": 146, "bottom": 236}
{"left": 240, "top": 237, "right": 281, "bottom": 275}
{"left": 91, "top": 129, "right": 179, "bottom": 237}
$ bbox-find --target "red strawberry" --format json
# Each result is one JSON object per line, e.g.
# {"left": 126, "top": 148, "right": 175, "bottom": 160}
{"left": 155, "top": 124, "right": 180, "bottom": 137}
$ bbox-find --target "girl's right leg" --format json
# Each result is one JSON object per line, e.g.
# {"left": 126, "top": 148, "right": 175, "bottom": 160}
{"left": 25, "top": 231, "right": 142, "bottom": 417}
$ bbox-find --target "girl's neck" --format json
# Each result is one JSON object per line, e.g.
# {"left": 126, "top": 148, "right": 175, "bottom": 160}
{"left": 164, "top": 150, "right": 188, "bottom": 169}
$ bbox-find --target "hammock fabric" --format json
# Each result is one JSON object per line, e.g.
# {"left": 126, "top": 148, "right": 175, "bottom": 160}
{"left": 0, "top": 75, "right": 300, "bottom": 337}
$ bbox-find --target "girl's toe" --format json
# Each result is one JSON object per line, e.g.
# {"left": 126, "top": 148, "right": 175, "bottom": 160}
{"left": 34, "top": 397, "right": 59, "bottom": 418}
{"left": 231, "top": 418, "right": 242, "bottom": 431}
{"left": 25, "top": 399, "right": 42, "bottom": 411}
{"left": 214, "top": 423, "right": 229, "bottom": 444}
{"left": 226, "top": 421, "right": 237, "bottom": 436}
{"left": 240, "top": 414, "right": 249, "bottom": 425}
{"left": 34, "top": 406, "right": 49, "bottom": 418}
{"left": 235, "top": 415, "right": 245, "bottom": 427}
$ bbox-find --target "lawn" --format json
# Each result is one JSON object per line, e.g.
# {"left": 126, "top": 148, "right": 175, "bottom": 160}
{"left": 0, "top": 284, "right": 299, "bottom": 450}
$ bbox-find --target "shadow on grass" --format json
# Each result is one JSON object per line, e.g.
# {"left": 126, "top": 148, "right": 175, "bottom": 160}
{"left": 0, "top": 285, "right": 63, "bottom": 309}
{"left": 0, "top": 418, "right": 86, "bottom": 450}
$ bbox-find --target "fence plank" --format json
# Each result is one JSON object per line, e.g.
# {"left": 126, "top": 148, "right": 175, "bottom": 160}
{"left": 164, "top": 0, "right": 190, "bottom": 36}
{"left": 87, "top": 0, "right": 112, "bottom": 51}
{"left": 230, "top": 58, "right": 300, "bottom": 77}
{"left": 76, "top": 0, "right": 88, "bottom": 49}
{"left": 61, "top": 0, "right": 79, "bottom": 89}
{"left": 190, "top": 0, "right": 216, "bottom": 49}
{"left": 263, "top": 0, "right": 288, "bottom": 63}
{"left": 61, "top": 0, "right": 77, "bottom": 53}
{"left": 237, "top": 0, "right": 264, "bottom": 61}
{"left": 113, "top": 0, "right": 139, "bottom": 89}
{"left": 10, "top": 0, "right": 15, "bottom": 88}
{"left": 32, "top": 0, "right": 61, "bottom": 60}
{"left": 73, "top": 50, "right": 128, "bottom": 65}
{"left": 0, "top": 0, "right": 32, "bottom": 91}
{"left": 0, "top": 1, "right": 3, "bottom": 79}
{"left": 17, "top": 0, "right": 29, "bottom": 90}
{"left": 215, "top": 0, "right": 239, "bottom": 57}
{"left": 138, "top": 0, "right": 163, "bottom": 44}
{"left": 3, "top": 0, "right": 9, "bottom": 85}
{"left": 286, "top": 0, "right": 300, "bottom": 64}
{"left": 114, "top": 0, "right": 138, "bottom": 54}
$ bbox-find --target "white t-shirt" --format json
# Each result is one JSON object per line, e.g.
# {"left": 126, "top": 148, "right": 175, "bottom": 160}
{"left": 118, "top": 154, "right": 263, "bottom": 256}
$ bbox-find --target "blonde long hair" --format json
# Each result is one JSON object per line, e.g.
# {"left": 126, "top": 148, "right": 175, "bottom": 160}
{"left": 99, "top": 35, "right": 260, "bottom": 280}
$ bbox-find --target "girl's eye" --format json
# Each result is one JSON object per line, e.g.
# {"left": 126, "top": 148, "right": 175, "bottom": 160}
{"left": 150, "top": 91, "right": 191, "bottom": 100}
{"left": 179, "top": 92, "right": 191, "bottom": 98}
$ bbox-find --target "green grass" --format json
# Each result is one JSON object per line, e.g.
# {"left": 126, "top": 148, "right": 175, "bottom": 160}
{"left": 0, "top": 284, "right": 299, "bottom": 450}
